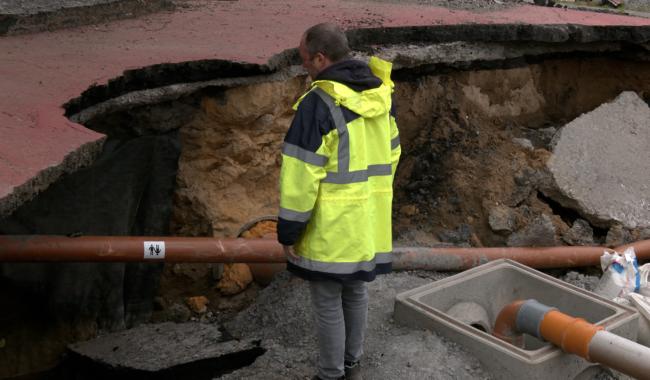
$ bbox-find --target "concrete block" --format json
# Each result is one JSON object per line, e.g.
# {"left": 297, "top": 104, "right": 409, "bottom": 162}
{"left": 545, "top": 91, "right": 650, "bottom": 229}
{"left": 394, "top": 259, "right": 639, "bottom": 380}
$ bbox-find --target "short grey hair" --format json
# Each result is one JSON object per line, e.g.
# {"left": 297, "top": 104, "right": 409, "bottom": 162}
{"left": 304, "top": 23, "right": 350, "bottom": 62}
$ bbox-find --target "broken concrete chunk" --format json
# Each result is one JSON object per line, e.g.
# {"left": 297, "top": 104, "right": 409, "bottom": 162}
{"left": 506, "top": 214, "right": 558, "bottom": 247}
{"left": 437, "top": 224, "right": 473, "bottom": 246}
{"left": 488, "top": 205, "right": 518, "bottom": 234}
{"left": 523, "top": 126, "right": 557, "bottom": 149}
{"left": 545, "top": 92, "right": 650, "bottom": 229}
{"left": 67, "top": 322, "right": 259, "bottom": 372}
{"left": 562, "top": 219, "right": 595, "bottom": 246}
{"left": 510, "top": 168, "right": 551, "bottom": 206}
{"left": 605, "top": 224, "right": 633, "bottom": 247}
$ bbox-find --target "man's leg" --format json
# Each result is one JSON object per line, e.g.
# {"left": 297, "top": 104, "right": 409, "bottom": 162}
{"left": 309, "top": 280, "right": 345, "bottom": 380}
{"left": 342, "top": 280, "right": 368, "bottom": 363}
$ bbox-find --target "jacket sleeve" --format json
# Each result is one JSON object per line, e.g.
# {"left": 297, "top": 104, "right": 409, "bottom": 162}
{"left": 390, "top": 97, "right": 401, "bottom": 177}
{"left": 277, "top": 92, "right": 332, "bottom": 246}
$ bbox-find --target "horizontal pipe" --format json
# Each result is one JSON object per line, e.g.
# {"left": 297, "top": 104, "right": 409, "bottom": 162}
{"left": 494, "top": 299, "right": 650, "bottom": 380}
{"left": 0, "top": 235, "right": 286, "bottom": 263}
{"left": 392, "top": 241, "right": 650, "bottom": 271}
{"left": 0, "top": 236, "right": 648, "bottom": 270}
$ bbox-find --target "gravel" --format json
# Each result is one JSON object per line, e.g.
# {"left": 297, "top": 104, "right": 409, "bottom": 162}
{"left": 222, "top": 271, "right": 492, "bottom": 379}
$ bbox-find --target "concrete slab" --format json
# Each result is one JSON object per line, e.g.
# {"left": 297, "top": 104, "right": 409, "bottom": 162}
{"left": 2, "top": 0, "right": 650, "bottom": 219}
{"left": 67, "top": 322, "right": 262, "bottom": 373}
{"left": 394, "top": 259, "right": 639, "bottom": 380}
{"left": 545, "top": 91, "right": 650, "bottom": 229}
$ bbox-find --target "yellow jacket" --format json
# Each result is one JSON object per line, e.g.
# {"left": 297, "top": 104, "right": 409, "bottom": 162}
{"left": 278, "top": 57, "right": 400, "bottom": 282}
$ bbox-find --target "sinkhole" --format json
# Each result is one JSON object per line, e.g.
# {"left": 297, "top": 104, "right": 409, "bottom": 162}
{"left": 1, "top": 24, "right": 650, "bottom": 379}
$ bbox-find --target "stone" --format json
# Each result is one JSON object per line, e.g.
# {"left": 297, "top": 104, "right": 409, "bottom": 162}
{"left": 510, "top": 168, "right": 551, "bottom": 206}
{"left": 544, "top": 92, "right": 650, "bottom": 229}
{"left": 153, "top": 296, "right": 167, "bottom": 311}
{"left": 488, "top": 205, "right": 518, "bottom": 234}
{"left": 512, "top": 137, "right": 534, "bottom": 150}
{"left": 639, "top": 228, "right": 650, "bottom": 240}
{"left": 606, "top": 224, "right": 633, "bottom": 247}
{"left": 400, "top": 204, "right": 419, "bottom": 217}
{"left": 506, "top": 214, "right": 558, "bottom": 247}
{"left": 217, "top": 263, "right": 253, "bottom": 296}
{"left": 167, "top": 303, "right": 191, "bottom": 323}
{"left": 562, "top": 219, "right": 595, "bottom": 246}
{"left": 185, "top": 296, "right": 209, "bottom": 314}
{"left": 437, "top": 224, "right": 473, "bottom": 245}
{"left": 523, "top": 126, "right": 557, "bottom": 149}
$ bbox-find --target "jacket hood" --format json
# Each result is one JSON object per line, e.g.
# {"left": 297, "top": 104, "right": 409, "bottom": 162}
{"left": 298, "top": 57, "right": 394, "bottom": 118}
{"left": 315, "top": 59, "right": 382, "bottom": 92}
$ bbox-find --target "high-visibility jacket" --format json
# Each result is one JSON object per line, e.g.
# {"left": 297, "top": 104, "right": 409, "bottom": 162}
{"left": 278, "top": 57, "right": 400, "bottom": 282}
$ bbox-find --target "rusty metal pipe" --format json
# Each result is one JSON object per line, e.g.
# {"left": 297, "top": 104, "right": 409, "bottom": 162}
{"left": 0, "top": 235, "right": 648, "bottom": 270}
{"left": 0, "top": 235, "right": 286, "bottom": 263}
{"left": 392, "top": 241, "right": 650, "bottom": 271}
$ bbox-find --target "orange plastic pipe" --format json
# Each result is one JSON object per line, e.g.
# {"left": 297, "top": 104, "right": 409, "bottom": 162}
{"left": 539, "top": 310, "right": 603, "bottom": 360}
{"left": 493, "top": 300, "right": 650, "bottom": 379}
{"left": 492, "top": 300, "right": 525, "bottom": 347}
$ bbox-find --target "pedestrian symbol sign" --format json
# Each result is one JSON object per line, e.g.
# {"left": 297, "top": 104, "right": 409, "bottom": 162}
{"left": 144, "top": 241, "right": 165, "bottom": 259}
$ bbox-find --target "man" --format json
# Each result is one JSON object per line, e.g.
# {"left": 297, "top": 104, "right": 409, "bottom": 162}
{"left": 277, "top": 23, "right": 400, "bottom": 380}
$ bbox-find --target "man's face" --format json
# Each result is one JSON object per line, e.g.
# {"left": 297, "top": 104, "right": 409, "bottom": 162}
{"left": 299, "top": 36, "right": 326, "bottom": 79}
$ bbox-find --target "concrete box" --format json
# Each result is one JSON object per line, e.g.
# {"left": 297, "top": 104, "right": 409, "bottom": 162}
{"left": 394, "top": 259, "right": 639, "bottom": 380}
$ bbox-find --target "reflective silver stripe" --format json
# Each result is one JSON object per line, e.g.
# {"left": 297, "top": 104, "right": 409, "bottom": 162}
{"left": 368, "top": 164, "right": 392, "bottom": 176}
{"left": 375, "top": 252, "right": 392, "bottom": 264}
{"left": 279, "top": 207, "right": 312, "bottom": 222}
{"left": 288, "top": 252, "right": 392, "bottom": 274}
{"left": 322, "top": 164, "right": 392, "bottom": 184}
{"left": 312, "top": 88, "right": 349, "bottom": 173}
{"left": 391, "top": 136, "right": 400, "bottom": 150}
{"left": 312, "top": 87, "right": 392, "bottom": 185}
{"left": 282, "top": 142, "right": 328, "bottom": 167}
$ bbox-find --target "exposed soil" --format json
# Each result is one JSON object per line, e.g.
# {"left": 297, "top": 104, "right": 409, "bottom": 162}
{"left": 391, "top": 58, "right": 650, "bottom": 248}
{"left": 165, "top": 57, "right": 650, "bottom": 250}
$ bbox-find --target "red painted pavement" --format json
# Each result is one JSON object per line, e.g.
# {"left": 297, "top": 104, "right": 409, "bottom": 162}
{"left": 1, "top": 0, "right": 649, "bottom": 205}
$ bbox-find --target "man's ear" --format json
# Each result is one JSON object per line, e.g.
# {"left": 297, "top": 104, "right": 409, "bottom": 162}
{"left": 314, "top": 52, "right": 326, "bottom": 65}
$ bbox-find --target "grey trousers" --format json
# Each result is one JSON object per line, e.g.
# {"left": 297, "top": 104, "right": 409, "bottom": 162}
{"left": 309, "top": 279, "right": 368, "bottom": 380}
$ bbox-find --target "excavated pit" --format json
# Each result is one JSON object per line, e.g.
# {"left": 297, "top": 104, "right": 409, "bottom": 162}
{"left": 2, "top": 24, "right": 650, "bottom": 378}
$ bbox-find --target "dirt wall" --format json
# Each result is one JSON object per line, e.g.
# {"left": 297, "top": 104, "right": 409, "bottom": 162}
{"left": 169, "top": 57, "right": 650, "bottom": 248}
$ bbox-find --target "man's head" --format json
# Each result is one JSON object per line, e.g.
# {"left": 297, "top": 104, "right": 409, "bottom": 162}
{"left": 299, "top": 23, "right": 350, "bottom": 79}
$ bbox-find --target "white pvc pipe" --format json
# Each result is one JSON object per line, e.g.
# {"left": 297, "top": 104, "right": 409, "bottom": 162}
{"left": 588, "top": 330, "right": 650, "bottom": 380}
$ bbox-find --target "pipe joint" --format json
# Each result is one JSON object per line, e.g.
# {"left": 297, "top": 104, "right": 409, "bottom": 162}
{"left": 515, "top": 299, "right": 555, "bottom": 340}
